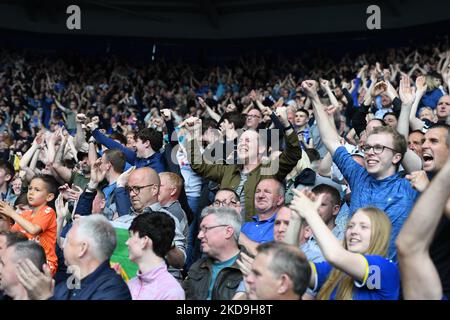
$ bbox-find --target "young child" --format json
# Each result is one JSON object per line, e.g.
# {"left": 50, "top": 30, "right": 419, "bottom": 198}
{"left": 0, "top": 174, "right": 59, "bottom": 276}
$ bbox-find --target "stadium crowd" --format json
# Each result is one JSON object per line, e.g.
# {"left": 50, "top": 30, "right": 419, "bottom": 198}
{"left": 0, "top": 38, "right": 449, "bottom": 300}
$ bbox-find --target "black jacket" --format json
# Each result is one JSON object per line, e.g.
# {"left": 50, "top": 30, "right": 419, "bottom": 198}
{"left": 183, "top": 250, "right": 244, "bottom": 300}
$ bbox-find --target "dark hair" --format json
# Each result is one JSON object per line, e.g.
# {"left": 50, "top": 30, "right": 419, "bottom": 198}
{"left": 0, "top": 160, "right": 14, "bottom": 181}
{"left": 202, "top": 118, "right": 218, "bottom": 134}
{"left": 63, "top": 158, "right": 76, "bottom": 169}
{"left": 296, "top": 108, "right": 309, "bottom": 117}
{"left": 312, "top": 184, "right": 341, "bottom": 207}
{"left": 31, "top": 174, "right": 59, "bottom": 199}
{"left": 129, "top": 212, "right": 175, "bottom": 258}
{"left": 0, "top": 231, "right": 28, "bottom": 247}
{"left": 256, "top": 242, "right": 311, "bottom": 297}
{"left": 137, "top": 128, "right": 163, "bottom": 152}
{"left": 428, "top": 124, "right": 450, "bottom": 148}
{"left": 305, "top": 148, "right": 321, "bottom": 162}
{"left": 76, "top": 151, "right": 89, "bottom": 161}
{"left": 104, "top": 149, "right": 126, "bottom": 174}
{"left": 10, "top": 241, "right": 47, "bottom": 272}
{"left": 221, "top": 112, "right": 246, "bottom": 130}
{"left": 14, "top": 192, "right": 29, "bottom": 207}
{"left": 410, "top": 129, "right": 425, "bottom": 136}
{"left": 110, "top": 132, "right": 127, "bottom": 145}
{"left": 383, "top": 112, "right": 397, "bottom": 120}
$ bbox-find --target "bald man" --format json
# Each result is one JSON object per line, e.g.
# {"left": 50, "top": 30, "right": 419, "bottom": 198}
{"left": 114, "top": 167, "right": 187, "bottom": 278}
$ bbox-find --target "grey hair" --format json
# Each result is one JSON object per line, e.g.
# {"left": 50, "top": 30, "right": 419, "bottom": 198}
{"left": 10, "top": 241, "right": 47, "bottom": 272}
{"left": 200, "top": 206, "right": 242, "bottom": 242}
{"left": 74, "top": 215, "right": 117, "bottom": 262}
{"left": 257, "top": 242, "right": 311, "bottom": 297}
{"left": 259, "top": 178, "right": 285, "bottom": 198}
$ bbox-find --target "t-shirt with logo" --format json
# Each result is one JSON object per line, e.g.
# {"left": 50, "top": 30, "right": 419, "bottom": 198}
{"left": 11, "top": 205, "right": 58, "bottom": 275}
{"left": 310, "top": 255, "right": 400, "bottom": 300}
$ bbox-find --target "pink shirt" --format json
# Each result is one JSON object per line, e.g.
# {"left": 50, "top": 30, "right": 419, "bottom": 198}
{"left": 128, "top": 262, "right": 185, "bottom": 300}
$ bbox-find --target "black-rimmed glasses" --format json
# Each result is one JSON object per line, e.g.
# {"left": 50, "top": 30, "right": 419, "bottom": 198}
{"left": 125, "top": 184, "right": 156, "bottom": 195}
{"left": 361, "top": 144, "right": 399, "bottom": 155}
{"left": 199, "top": 224, "right": 229, "bottom": 234}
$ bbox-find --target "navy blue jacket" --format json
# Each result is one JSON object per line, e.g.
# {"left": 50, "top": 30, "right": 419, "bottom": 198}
{"left": 52, "top": 260, "right": 131, "bottom": 300}
{"left": 92, "top": 129, "right": 166, "bottom": 172}
{"left": 60, "top": 188, "right": 131, "bottom": 238}
{"left": 75, "top": 188, "right": 131, "bottom": 217}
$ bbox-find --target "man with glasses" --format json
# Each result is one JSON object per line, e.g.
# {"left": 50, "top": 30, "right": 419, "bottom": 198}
{"left": 183, "top": 206, "right": 244, "bottom": 300}
{"left": 212, "top": 188, "right": 241, "bottom": 215}
{"left": 245, "top": 108, "right": 263, "bottom": 131}
{"left": 302, "top": 80, "right": 418, "bottom": 261}
{"left": 114, "top": 167, "right": 187, "bottom": 279}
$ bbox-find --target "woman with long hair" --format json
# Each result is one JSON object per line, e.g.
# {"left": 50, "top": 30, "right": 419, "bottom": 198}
{"left": 290, "top": 189, "right": 400, "bottom": 300}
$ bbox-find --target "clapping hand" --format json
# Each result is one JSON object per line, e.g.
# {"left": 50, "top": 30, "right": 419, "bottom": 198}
{"left": 289, "top": 188, "right": 324, "bottom": 219}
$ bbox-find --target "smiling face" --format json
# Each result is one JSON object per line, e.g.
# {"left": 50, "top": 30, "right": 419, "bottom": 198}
{"left": 135, "top": 138, "right": 148, "bottom": 158}
{"left": 237, "top": 130, "right": 262, "bottom": 165}
{"left": 345, "top": 210, "right": 372, "bottom": 254}
{"left": 364, "top": 133, "right": 401, "bottom": 180}
{"left": 422, "top": 127, "right": 450, "bottom": 173}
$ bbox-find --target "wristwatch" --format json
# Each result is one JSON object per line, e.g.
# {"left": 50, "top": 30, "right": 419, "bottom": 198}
{"left": 284, "top": 124, "right": 294, "bottom": 131}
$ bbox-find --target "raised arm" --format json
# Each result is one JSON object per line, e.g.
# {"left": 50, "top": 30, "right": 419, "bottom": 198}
{"left": 290, "top": 189, "right": 368, "bottom": 283}
{"left": 51, "top": 136, "right": 72, "bottom": 183}
{"left": 19, "top": 135, "right": 42, "bottom": 169}
{"left": 183, "top": 117, "right": 226, "bottom": 183}
{"left": 199, "top": 97, "right": 221, "bottom": 123}
{"left": 409, "top": 76, "right": 428, "bottom": 131}
{"left": 54, "top": 97, "right": 68, "bottom": 113}
{"left": 91, "top": 129, "right": 137, "bottom": 164}
{"left": 320, "top": 79, "right": 339, "bottom": 109}
{"left": 396, "top": 154, "right": 450, "bottom": 300}
{"left": 301, "top": 80, "right": 341, "bottom": 155}
{"left": 397, "top": 76, "right": 423, "bottom": 173}
{"left": 74, "top": 113, "right": 88, "bottom": 151}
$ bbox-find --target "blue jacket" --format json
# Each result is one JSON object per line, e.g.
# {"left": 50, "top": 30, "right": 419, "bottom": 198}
{"left": 60, "top": 188, "right": 131, "bottom": 238}
{"left": 52, "top": 260, "right": 131, "bottom": 300}
{"left": 76, "top": 187, "right": 131, "bottom": 218}
{"left": 420, "top": 88, "right": 444, "bottom": 110}
{"left": 92, "top": 129, "right": 166, "bottom": 172}
{"left": 332, "top": 147, "right": 419, "bottom": 262}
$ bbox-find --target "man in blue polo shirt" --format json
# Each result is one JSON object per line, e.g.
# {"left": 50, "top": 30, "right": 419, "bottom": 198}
{"left": 239, "top": 178, "right": 285, "bottom": 256}
{"left": 302, "top": 80, "right": 419, "bottom": 262}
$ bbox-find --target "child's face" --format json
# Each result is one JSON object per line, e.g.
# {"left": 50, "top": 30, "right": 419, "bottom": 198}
{"left": 27, "top": 179, "right": 53, "bottom": 208}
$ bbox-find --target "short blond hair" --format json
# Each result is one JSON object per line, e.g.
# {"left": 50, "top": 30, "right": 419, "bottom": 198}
{"left": 159, "top": 172, "right": 183, "bottom": 196}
